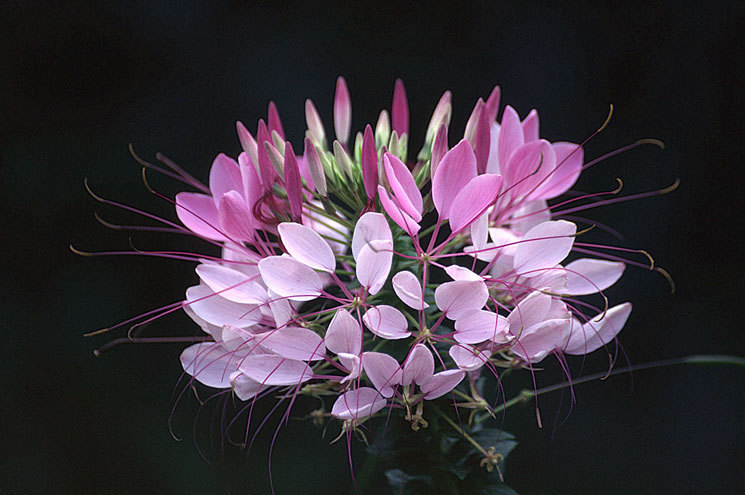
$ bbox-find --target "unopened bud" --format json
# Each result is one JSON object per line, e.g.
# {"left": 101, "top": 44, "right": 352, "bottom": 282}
{"left": 333, "top": 76, "right": 352, "bottom": 145}
{"left": 304, "top": 136, "right": 327, "bottom": 197}
{"left": 263, "top": 141, "right": 285, "bottom": 176}
{"left": 305, "top": 99, "right": 326, "bottom": 148}
{"left": 375, "top": 109, "right": 391, "bottom": 148}
{"left": 333, "top": 140, "right": 354, "bottom": 179}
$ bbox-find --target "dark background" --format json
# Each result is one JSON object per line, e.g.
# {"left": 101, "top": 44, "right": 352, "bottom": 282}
{"left": 2, "top": 1, "right": 744, "bottom": 494}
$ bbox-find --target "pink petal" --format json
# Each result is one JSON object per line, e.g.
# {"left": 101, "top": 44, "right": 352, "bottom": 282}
{"left": 470, "top": 212, "right": 489, "bottom": 250}
{"left": 236, "top": 121, "right": 258, "bottom": 165}
{"left": 507, "top": 291, "right": 553, "bottom": 334}
{"left": 209, "top": 154, "right": 242, "bottom": 203}
{"left": 196, "top": 264, "right": 266, "bottom": 304}
{"left": 185, "top": 284, "right": 260, "bottom": 328}
{"left": 333, "top": 76, "right": 352, "bottom": 144}
{"left": 278, "top": 222, "right": 336, "bottom": 273}
{"left": 534, "top": 142, "right": 583, "bottom": 199}
{"left": 420, "top": 369, "right": 465, "bottom": 400}
{"left": 356, "top": 239, "right": 393, "bottom": 295}
{"left": 392, "top": 271, "right": 429, "bottom": 310}
{"left": 217, "top": 191, "right": 254, "bottom": 241}
{"left": 449, "top": 344, "right": 491, "bottom": 371}
{"left": 513, "top": 220, "right": 576, "bottom": 275}
{"left": 521, "top": 109, "right": 539, "bottom": 142}
{"left": 362, "top": 352, "right": 402, "bottom": 397}
{"left": 448, "top": 174, "right": 503, "bottom": 233}
{"left": 258, "top": 256, "right": 323, "bottom": 301}
{"left": 175, "top": 192, "right": 226, "bottom": 241}
{"left": 362, "top": 305, "right": 410, "bottom": 340}
{"left": 267, "top": 289, "right": 293, "bottom": 328}
{"left": 402, "top": 344, "right": 435, "bottom": 386}
{"left": 325, "top": 309, "right": 363, "bottom": 355}
{"left": 361, "top": 124, "right": 378, "bottom": 201}
{"left": 267, "top": 101, "right": 285, "bottom": 140}
{"left": 257, "top": 326, "right": 325, "bottom": 361}
{"left": 564, "top": 258, "right": 625, "bottom": 296}
{"left": 181, "top": 342, "right": 240, "bottom": 389}
{"left": 564, "top": 303, "right": 632, "bottom": 355}
{"left": 444, "top": 265, "right": 482, "bottom": 282}
{"left": 231, "top": 371, "right": 262, "bottom": 401}
{"left": 434, "top": 280, "right": 489, "bottom": 319}
{"left": 238, "top": 152, "right": 262, "bottom": 214}
{"left": 331, "top": 387, "right": 387, "bottom": 420}
{"left": 510, "top": 199, "right": 550, "bottom": 234}
{"left": 383, "top": 153, "right": 422, "bottom": 221}
{"left": 455, "top": 310, "right": 510, "bottom": 344}
{"left": 391, "top": 78, "right": 409, "bottom": 137}
{"left": 497, "top": 106, "right": 525, "bottom": 171}
{"left": 512, "top": 318, "right": 570, "bottom": 363}
{"left": 337, "top": 352, "right": 361, "bottom": 383}
{"left": 351, "top": 212, "right": 392, "bottom": 259}
{"left": 432, "top": 140, "right": 477, "bottom": 219}
{"left": 503, "top": 140, "right": 555, "bottom": 198}
{"left": 378, "top": 186, "right": 421, "bottom": 237}
{"left": 239, "top": 355, "right": 313, "bottom": 386}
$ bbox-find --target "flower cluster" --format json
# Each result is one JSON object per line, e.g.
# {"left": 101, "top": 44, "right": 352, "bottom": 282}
{"left": 173, "top": 77, "right": 632, "bottom": 428}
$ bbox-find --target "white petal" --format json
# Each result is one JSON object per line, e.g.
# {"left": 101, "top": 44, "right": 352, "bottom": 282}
{"left": 455, "top": 310, "right": 510, "bottom": 344}
{"left": 331, "top": 387, "right": 387, "bottom": 420}
{"left": 258, "top": 256, "right": 323, "bottom": 301}
{"left": 564, "top": 258, "right": 625, "bottom": 296}
{"left": 392, "top": 271, "right": 429, "bottom": 310}
{"left": 185, "top": 284, "right": 261, "bottom": 329}
{"left": 362, "top": 305, "right": 411, "bottom": 340}
{"left": 238, "top": 355, "right": 314, "bottom": 386}
{"left": 513, "top": 220, "right": 576, "bottom": 275}
{"left": 356, "top": 240, "right": 393, "bottom": 295}
{"left": 256, "top": 327, "right": 325, "bottom": 361}
{"left": 564, "top": 303, "right": 632, "bottom": 355}
{"left": 434, "top": 280, "right": 489, "bottom": 319}
{"left": 196, "top": 263, "right": 267, "bottom": 304}
{"left": 325, "top": 309, "right": 363, "bottom": 355}
{"left": 449, "top": 344, "right": 491, "bottom": 372}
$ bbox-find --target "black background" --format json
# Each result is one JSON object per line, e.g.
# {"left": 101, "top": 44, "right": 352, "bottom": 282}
{"left": 2, "top": 1, "right": 744, "bottom": 494}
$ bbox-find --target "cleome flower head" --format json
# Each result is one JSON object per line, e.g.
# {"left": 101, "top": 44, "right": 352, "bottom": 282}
{"left": 82, "top": 77, "right": 672, "bottom": 489}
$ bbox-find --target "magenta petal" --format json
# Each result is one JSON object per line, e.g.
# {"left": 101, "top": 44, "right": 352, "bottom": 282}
{"left": 449, "top": 344, "right": 491, "bottom": 372}
{"left": 448, "top": 174, "right": 503, "bottom": 234}
{"left": 484, "top": 85, "right": 501, "bottom": 122}
{"left": 401, "top": 344, "right": 434, "bottom": 386}
{"left": 564, "top": 258, "right": 625, "bottom": 296}
{"left": 196, "top": 264, "right": 266, "bottom": 304}
{"left": 420, "top": 369, "right": 465, "bottom": 400}
{"left": 176, "top": 192, "right": 226, "bottom": 241}
{"left": 209, "top": 153, "right": 242, "bottom": 203}
{"left": 430, "top": 123, "right": 449, "bottom": 179}
{"left": 362, "top": 305, "right": 410, "bottom": 340}
{"left": 325, "top": 309, "right": 363, "bottom": 355}
{"left": 432, "top": 140, "right": 477, "bottom": 219}
{"left": 392, "top": 271, "right": 429, "bottom": 310}
{"left": 362, "top": 352, "right": 402, "bottom": 398}
{"left": 258, "top": 256, "right": 323, "bottom": 301}
{"left": 217, "top": 191, "right": 254, "bottom": 241}
{"left": 383, "top": 153, "right": 422, "bottom": 221}
{"left": 434, "top": 280, "right": 488, "bottom": 319}
{"left": 239, "top": 355, "right": 313, "bottom": 386}
{"left": 278, "top": 222, "right": 336, "bottom": 273}
{"left": 475, "top": 100, "right": 491, "bottom": 174}
{"left": 521, "top": 109, "right": 540, "bottom": 142}
{"left": 185, "top": 284, "right": 261, "bottom": 328}
{"left": 513, "top": 220, "right": 576, "bottom": 275}
{"left": 267, "top": 101, "right": 285, "bottom": 140}
{"left": 333, "top": 76, "right": 352, "bottom": 144}
{"left": 283, "top": 142, "right": 303, "bottom": 220}
{"left": 497, "top": 106, "right": 525, "bottom": 171}
{"left": 181, "top": 342, "right": 240, "bottom": 389}
{"left": 257, "top": 327, "right": 325, "bottom": 361}
{"left": 391, "top": 78, "right": 409, "bottom": 137}
{"left": 331, "top": 387, "right": 387, "bottom": 420}
{"left": 361, "top": 125, "right": 378, "bottom": 201}
{"left": 455, "top": 310, "right": 510, "bottom": 344}
{"left": 564, "top": 303, "right": 632, "bottom": 355}
{"left": 378, "top": 186, "right": 421, "bottom": 237}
